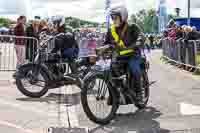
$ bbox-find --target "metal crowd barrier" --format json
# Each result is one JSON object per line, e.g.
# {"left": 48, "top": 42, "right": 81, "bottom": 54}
{"left": 162, "top": 38, "right": 200, "bottom": 70}
{"left": 0, "top": 35, "right": 38, "bottom": 71}
{"left": 0, "top": 34, "right": 105, "bottom": 72}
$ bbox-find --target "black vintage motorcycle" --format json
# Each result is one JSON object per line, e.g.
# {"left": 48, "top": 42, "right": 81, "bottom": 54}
{"left": 81, "top": 45, "right": 150, "bottom": 125}
{"left": 16, "top": 33, "right": 93, "bottom": 98}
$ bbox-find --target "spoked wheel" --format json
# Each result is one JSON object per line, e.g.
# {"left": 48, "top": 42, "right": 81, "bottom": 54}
{"left": 134, "top": 71, "right": 150, "bottom": 109}
{"left": 81, "top": 73, "right": 119, "bottom": 125}
{"left": 16, "top": 65, "right": 49, "bottom": 98}
{"left": 59, "top": 64, "right": 66, "bottom": 74}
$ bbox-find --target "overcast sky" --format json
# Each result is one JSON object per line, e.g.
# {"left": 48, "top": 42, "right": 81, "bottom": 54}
{"left": 0, "top": 0, "right": 200, "bottom": 22}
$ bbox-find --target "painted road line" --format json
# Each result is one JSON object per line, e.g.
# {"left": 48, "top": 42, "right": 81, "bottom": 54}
{"left": 0, "top": 120, "right": 35, "bottom": 133}
{"left": 179, "top": 102, "right": 200, "bottom": 115}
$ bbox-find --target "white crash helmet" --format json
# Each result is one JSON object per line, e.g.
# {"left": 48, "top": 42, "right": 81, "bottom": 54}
{"left": 110, "top": 5, "right": 128, "bottom": 22}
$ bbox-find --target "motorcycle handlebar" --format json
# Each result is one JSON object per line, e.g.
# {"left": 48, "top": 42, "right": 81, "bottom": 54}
{"left": 96, "top": 44, "right": 114, "bottom": 58}
{"left": 96, "top": 45, "right": 111, "bottom": 51}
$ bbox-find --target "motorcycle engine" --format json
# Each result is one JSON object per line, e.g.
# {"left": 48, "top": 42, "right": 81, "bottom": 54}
{"left": 111, "top": 60, "right": 126, "bottom": 77}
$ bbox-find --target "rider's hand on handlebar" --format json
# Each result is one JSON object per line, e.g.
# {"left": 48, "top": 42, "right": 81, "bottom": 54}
{"left": 108, "top": 44, "right": 115, "bottom": 50}
{"left": 97, "top": 44, "right": 115, "bottom": 51}
{"left": 96, "top": 44, "right": 114, "bottom": 57}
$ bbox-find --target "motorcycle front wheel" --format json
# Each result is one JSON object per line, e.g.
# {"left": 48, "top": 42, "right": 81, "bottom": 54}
{"left": 81, "top": 72, "right": 119, "bottom": 125}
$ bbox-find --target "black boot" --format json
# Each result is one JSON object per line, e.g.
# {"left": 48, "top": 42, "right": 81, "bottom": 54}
{"left": 134, "top": 74, "right": 146, "bottom": 105}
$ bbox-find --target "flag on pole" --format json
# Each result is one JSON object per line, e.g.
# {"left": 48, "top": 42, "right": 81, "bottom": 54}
{"left": 105, "top": 0, "right": 111, "bottom": 32}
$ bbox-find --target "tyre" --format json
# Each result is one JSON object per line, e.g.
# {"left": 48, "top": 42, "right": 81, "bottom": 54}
{"left": 81, "top": 72, "right": 119, "bottom": 125}
{"left": 134, "top": 71, "right": 150, "bottom": 109}
{"left": 16, "top": 65, "right": 49, "bottom": 98}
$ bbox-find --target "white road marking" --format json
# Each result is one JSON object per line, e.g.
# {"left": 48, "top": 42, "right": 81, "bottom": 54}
{"left": 0, "top": 120, "right": 35, "bottom": 133}
{"left": 180, "top": 102, "right": 200, "bottom": 115}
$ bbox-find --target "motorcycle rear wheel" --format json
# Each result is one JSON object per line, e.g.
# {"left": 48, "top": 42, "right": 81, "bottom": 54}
{"left": 16, "top": 65, "right": 49, "bottom": 98}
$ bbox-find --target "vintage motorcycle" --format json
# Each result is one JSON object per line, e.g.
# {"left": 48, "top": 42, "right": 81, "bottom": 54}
{"left": 81, "top": 45, "right": 150, "bottom": 125}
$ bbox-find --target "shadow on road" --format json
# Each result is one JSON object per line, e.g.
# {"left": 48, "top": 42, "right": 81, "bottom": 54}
{"left": 88, "top": 107, "right": 170, "bottom": 133}
{"left": 16, "top": 92, "right": 81, "bottom": 106}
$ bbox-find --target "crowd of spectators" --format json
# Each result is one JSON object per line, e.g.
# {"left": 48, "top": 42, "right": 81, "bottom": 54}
{"left": 143, "top": 34, "right": 162, "bottom": 53}
{"left": 163, "top": 19, "right": 200, "bottom": 41}
{"left": 75, "top": 29, "right": 106, "bottom": 64}
{"left": 11, "top": 15, "right": 106, "bottom": 76}
{"left": 12, "top": 15, "right": 68, "bottom": 76}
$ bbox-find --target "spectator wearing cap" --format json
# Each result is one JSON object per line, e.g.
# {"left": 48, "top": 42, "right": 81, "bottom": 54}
{"left": 14, "top": 16, "right": 27, "bottom": 76}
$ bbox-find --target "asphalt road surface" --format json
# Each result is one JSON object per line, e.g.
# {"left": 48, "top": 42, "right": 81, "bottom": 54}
{"left": 1, "top": 50, "right": 200, "bottom": 133}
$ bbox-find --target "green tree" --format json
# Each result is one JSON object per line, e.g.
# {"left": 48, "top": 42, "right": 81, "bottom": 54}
{"left": 65, "top": 16, "right": 99, "bottom": 28}
{"left": 129, "top": 9, "right": 159, "bottom": 33}
{"left": 69, "top": 20, "right": 80, "bottom": 28}
{"left": 0, "top": 18, "right": 11, "bottom": 27}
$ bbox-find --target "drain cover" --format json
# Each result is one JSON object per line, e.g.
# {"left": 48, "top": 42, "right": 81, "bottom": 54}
{"left": 47, "top": 127, "right": 87, "bottom": 133}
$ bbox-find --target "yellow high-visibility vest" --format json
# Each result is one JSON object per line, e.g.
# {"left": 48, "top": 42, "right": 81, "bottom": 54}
{"left": 111, "top": 24, "right": 126, "bottom": 48}
{"left": 111, "top": 24, "right": 134, "bottom": 55}
{"left": 119, "top": 49, "right": 134, "bottom": 55}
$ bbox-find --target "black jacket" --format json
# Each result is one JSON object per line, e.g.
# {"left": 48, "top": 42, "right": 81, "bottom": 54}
{"left": 52, "top": 33, "right": 78, "bottom": 53}
{"left": 26, "top": 25, "right": 38, "bottom": 39}
{"left": 187, "top": 31, "right": 200, "bottom": 40}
